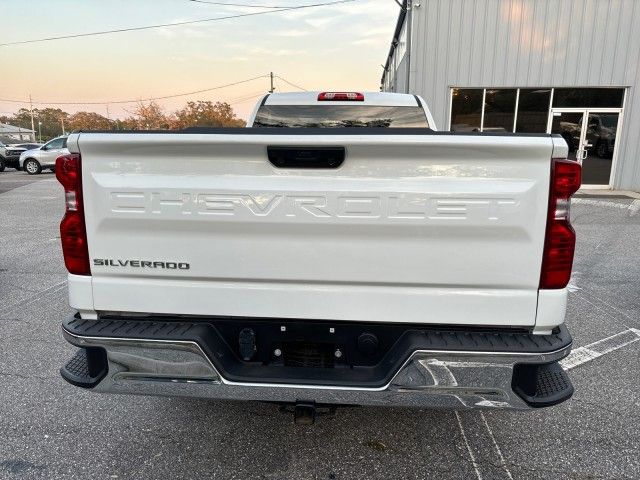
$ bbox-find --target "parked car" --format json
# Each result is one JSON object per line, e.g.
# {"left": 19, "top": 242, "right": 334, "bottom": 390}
{"left": 57, "top": 92, "right": 580, "bottom": 423}
{"left": 0, "top": 141, "right": 5, "bottom": 172}
{"left": 20, "top": 136, "right": 68, "bottom": 175}
{"left": 1, "top": 142, "right": 42, "bottom": 170}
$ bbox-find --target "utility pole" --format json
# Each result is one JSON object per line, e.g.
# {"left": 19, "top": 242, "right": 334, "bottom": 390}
{"left": 29, "top": 94, "right": 36, "bottom": 142}
{"left": 61, "top": 117, "right": 65, "bottom": 135}
{"left": 269, "top": 72, "right": 275, "bottom": 93}
{"left": 106, "top": 104, "right": 113, "bottom": 130}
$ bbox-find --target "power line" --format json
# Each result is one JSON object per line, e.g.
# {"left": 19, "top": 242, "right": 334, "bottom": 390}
{"left": 188, "top": 0, "right": 286, "bottom": 8}
{"left": 230, "top": 93, "right": 266, "bottom": 105}
{"left": 276, "top": 75, "right": 308, "bottom": 91}
{"left": 188, "top": 0, "right": 342, "bottom": 8}
{"left": 0, "top": 75, "right": 268, "bottom": 105}
{"left": 226, "top": 90, "right": 267, "bottom": 102}
{"left": 0, "top": 0, "right": 356, "bottom": 47}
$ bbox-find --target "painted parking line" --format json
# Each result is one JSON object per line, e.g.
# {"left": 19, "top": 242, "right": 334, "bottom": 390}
{"left": 455, "top": 411, "right": 483, "bottom": 480}
{"left": 574, "top": 291, "right": 636, "bottom": 331}
{"left": 572, "top": 197, "right": 639, "bottom": 216}
{"left": 561, "top": 328, "right": 640, "bottom": 370}
{"left": 455, "top": 411, "right": 517, "bottom": 480}
{"left": 0, "top": 281, "right": 66, "bottom": 316}
{"left": 480, "top": 412, "right": 514, "bottom": 480}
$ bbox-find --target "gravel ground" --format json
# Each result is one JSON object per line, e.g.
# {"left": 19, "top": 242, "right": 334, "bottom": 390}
{"left": 0, "top": 170, "right": 638, "bottom": 480}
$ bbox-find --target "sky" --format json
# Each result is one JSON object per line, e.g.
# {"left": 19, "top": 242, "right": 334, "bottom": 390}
{"left": 0, "top": 0, "right": 399, "bottom": 120}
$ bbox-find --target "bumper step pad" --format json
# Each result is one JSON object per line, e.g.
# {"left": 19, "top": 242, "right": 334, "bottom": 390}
{"left": 512, "top": 362, "right": 574, "bottom": 407}
{"left": 60, "top": 347, "right": 108, "bottom": 389}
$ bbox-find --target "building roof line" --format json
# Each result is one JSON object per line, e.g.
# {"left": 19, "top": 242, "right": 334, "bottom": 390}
{"left": 0, "top": 122, "right": 35, "bottom": 133}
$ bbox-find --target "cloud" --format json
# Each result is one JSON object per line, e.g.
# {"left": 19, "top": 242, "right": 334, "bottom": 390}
{"left": 156, "top": 26, "right": 211, "bottom": 39}
{"left": 248, "top": 46, "right": 303, "bottom": 56}
{"left": 352, "top": 36, "right": 388, "bottom": 46}
{"left": 154, "top": 17, "right": 214, "bottom": 39}
{"left": 350, "top": 24, "right": 396, "bottom": 46}
{"left": 274, "top": 29, "right": 311, "bottom": 37}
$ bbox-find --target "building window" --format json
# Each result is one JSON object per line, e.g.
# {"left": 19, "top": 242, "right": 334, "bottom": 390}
{"left": 483, "top": 89, "right": 517, "bottom": 132}
{"left": 450, "top": 87, "right": 624, "bottom": 132}
{"left": 515, "top": 89, "right": 551, "bottom": 133}
{"left": 450, "top": 89, "right": 483, "bottom": 131}
{"left": 553, "top": 88, "right": 624, "bottom": 108}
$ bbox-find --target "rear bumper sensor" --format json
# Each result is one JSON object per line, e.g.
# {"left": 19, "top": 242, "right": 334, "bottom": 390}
{"left": 61, "top": 315, "right": 573, "bottom": 410}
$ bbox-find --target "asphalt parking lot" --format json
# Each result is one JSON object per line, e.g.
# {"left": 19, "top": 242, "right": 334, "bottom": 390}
{"left": 1, "top": 170, "right": 639, "bottom": 480}
{"left": 0, "top": 169, "right": 51, "bottom": 194}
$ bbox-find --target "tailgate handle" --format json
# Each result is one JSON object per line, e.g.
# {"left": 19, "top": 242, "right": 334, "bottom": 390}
{"left": 267, "top": 146, "right": 345, "bottom": 169}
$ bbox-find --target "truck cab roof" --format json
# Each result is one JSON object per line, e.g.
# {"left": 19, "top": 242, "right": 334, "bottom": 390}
{"left": 262, "top": 91, "right": 422, "bottom": 107}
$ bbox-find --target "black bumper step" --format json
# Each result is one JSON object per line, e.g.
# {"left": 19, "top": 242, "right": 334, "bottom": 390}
{"left": 512, "top": 362, "right": 574, "bottom": 407}
{"left": 60, "top": 347, "right": 108, "bottom": 389}
{"left": 62, "top": 315, "right": 572, "bottom": 389}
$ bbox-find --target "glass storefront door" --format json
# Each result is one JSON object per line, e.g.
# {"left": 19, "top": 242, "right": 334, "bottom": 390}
{"left": 551, "top": 111, "right": 584, "bottom": 161}
{"left": 583, "top": 112, "right": 619, "bottom": 185}
{"left": 550, "top": 109, "right": 620, "bottom": 185}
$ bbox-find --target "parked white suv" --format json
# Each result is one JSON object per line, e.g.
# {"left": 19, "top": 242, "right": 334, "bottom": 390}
{"left": 56, "top": 92, "right": 580, "bottom": 422}
{"left": 20, "top": 136, "right": 69, "bottom": 175}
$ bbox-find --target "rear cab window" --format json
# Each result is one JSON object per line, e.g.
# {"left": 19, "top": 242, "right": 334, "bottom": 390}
{"left": 253, "top": 105, "right": 430, "bottom": 128}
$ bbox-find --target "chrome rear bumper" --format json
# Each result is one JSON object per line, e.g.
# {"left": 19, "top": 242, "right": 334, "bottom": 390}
{"left": 62, "top": 324, "right": 573, "bottom": 410}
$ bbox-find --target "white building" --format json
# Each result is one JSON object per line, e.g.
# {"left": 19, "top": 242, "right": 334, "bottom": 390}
{"left": 381, "top": 0, "right": 640, "bottom": 190}
{"left": 0, "top": 123, "right": 36, "bottom": 143}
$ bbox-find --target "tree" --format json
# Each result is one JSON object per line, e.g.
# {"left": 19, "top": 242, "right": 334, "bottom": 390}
{"left": 172, "top": 101, "right": 246, "bottom": 129}
{"left": 33, "top": 108, "right": 69, "bottom": 140}
{"left": 1, "top": 108, "right": 68, "bottom": 141}
{"left": 121, "top": 101, "right": 171, "bottom": 130}
{"left": 0, "top": 98, "right": 247, "bottom": 136}
{"left": 5, "top": 108, "right": 35, "bottom": 131}
{"left": 67, "top": 111, "right": 114, "bottom": 131}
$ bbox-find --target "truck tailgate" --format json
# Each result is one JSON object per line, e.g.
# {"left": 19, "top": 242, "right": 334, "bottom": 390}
{"left": 73, "top": 131, "right": 553, "bottom": 327}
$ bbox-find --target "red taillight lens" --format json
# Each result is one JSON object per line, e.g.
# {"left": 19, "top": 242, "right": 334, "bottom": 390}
{"left": 552, "top": 159, "right": 582, "bottom": 197}
{"left": 56, "top": 154, "right": 90, "bottom": 276}
{"left": 540, "top": 158, "right": 581, "bottom": 289}
{"left": 56, "top": 154, "right": 79, "bottom": 190}
{"left": 60, "top": 212, "right": 90, "bottom": 275}
{"left": 317, "top": 92, "right": 364, "bottom": 101}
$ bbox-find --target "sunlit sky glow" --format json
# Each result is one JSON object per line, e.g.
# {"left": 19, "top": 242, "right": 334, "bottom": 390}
{"left": 0, "top": 0, "right": 398, "bottom": 120}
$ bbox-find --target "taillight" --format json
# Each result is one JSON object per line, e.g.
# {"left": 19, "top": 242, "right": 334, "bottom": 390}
{"left": 56, "top": 153, "right": 90, "bottom": 275}
{"left": 540, "top": 158, "right": 581, "bottom": 289}
{"left": 317, "top": 92, "right": 364, "bottom": 101}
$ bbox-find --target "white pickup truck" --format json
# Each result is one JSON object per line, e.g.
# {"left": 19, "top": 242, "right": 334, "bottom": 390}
{"left": 57, "top": 92, "right": 580, "bottom": 422}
